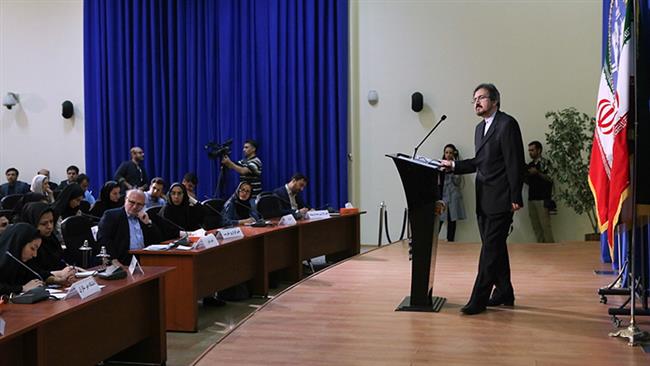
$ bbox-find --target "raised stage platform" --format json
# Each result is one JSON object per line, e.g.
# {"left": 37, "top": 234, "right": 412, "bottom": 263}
{"left": 193, "top": 241, "right": 650, "bottom": 365}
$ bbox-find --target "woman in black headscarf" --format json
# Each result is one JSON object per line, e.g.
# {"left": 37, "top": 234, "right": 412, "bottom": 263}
{"left": 53, "top": 183, "right": 85, "bottom": 220}
{"left": 221, "top": 182, "right": 260, "bottom": 226}
{"left": 0, "top": 223, "right": 74, "bottom": 295}
{"left": 20, "top": 202, "right": 65, "bottom": 271}
{"left": 159, "top": 183, "right": 204, "bottom": 238}
{"left": 89, "top": 181, "right": 123, "bottom": 218}
{"left": 52, "top": 183, "right": 85, "bottom": 242}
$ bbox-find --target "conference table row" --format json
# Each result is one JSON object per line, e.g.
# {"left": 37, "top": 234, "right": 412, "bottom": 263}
{"left": 132, "top": 211, "right": 362, "bottom": 332}
{"left": 0, "top": 212, "right": 361, "bottom": 365}
{"left": 0, "top": 267, "right": 170, "bottom": 366}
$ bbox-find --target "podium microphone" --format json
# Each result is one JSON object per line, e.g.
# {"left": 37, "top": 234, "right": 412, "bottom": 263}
{"left": 413, "top": 114, "right": 447, "bottom": 158}
{"left": 155, "top": 211, "right": 189, "bottom": 246}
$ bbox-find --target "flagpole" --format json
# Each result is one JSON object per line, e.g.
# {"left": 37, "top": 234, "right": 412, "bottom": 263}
{"left": 609, "top": 0, "right": 649, "bottom": 346}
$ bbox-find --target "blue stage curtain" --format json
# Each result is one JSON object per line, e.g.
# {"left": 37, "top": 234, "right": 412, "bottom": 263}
{"left": 84, "top": 0, "right": 348, "bottom": 206}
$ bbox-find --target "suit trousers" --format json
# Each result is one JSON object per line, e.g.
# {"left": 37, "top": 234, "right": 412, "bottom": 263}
{"left": 467, "top": 211, "right": 514, "bottom": 306}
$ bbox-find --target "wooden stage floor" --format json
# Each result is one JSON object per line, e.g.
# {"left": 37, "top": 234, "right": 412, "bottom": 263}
{"left": 193, "top": 241, "right": 650, "bottom": 365}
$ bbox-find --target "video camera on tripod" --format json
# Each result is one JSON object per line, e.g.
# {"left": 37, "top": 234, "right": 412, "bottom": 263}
{"left": 205, "top": 138, "right": 233, "bottom": 160}
{"left": 206, "top": 138, "right": 234, "bottom": 198}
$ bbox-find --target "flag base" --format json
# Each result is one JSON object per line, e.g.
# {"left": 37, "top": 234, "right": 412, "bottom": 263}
{"left": 609, "top": 324, "right": 650, "bottom": 346}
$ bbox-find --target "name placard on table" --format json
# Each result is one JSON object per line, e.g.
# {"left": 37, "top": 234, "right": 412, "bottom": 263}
{"left": 194, "top": 233, "right": 220, "bottom": 249}
{"left": 216, "top": 227, "right": 244, "bottom": 241}
{"left": 278, "top": 214, "right": 297, "bottom": 226}
{"left": 129, "top": 256, "right": 145, "bottom": 275}
{"left": 65, "top": 276, "right": 101, "bottom": 300}
{"left": 305, "top": 210, "right": 331, "bottom": 220}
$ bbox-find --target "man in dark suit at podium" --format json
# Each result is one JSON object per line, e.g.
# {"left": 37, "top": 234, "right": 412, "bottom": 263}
{"left": 440, "top": 83, "right": 525, "bottom": 315}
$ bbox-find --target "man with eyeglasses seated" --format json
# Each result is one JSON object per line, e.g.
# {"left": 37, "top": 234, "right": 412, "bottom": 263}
{"left": 97, "top": 189, "right": 162, "bottom": 266}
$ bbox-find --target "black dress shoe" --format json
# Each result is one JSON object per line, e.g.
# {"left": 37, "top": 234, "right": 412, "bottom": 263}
{"left": 486, "top": 297, "right": 515, "bottom": 307}
{"left": 460, "top": 303, "right": 486, "bottom": 315}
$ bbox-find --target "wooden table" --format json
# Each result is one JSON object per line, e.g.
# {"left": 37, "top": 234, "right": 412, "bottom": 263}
{"left": 132, "top": 213, "right": 362, "bottom": 332}
{"left": 0, "top": 267, "right": 171, "bottom": 366}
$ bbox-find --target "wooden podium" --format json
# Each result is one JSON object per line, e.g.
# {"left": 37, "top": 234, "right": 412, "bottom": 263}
{"left": 387, "top": 153, "right": 446, "bottom": 312}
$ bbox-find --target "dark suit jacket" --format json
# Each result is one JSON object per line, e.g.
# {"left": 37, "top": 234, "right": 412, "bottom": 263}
{"left": 97, "top": 207, "right": 161, "bottom": 264}
{"left": 454, "top": 110, "right": 525, "bottom": 216}
{"left": 272, "top": 186, "right": 307, "bottom": 213}
{"left": 113, "top": 161, "right": 148, "bottom": 190}
{"left": 0, "top": 181, "right": 30, "bottom": 199}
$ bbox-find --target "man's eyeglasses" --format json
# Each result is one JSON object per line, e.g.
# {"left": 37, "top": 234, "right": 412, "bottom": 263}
{"left": 238, "top": 189, "right": 252, "bottom": 194}
{"left": 471, "top": 95, "right": 490, "bottom": 104}
{"left": 127, "top": 199, "right": 145, "bottom": 207}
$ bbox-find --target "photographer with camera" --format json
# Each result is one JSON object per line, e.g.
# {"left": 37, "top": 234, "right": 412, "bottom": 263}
{"left": 221, "top": 139, "right": 263, "bottom": 198}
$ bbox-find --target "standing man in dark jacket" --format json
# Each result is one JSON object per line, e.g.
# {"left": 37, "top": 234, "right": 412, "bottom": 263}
{"left": 114, "top": 146, "right": 149, "bottom": 191}
{"left": 440, "top": 83, "right": 525, "bottom": 315}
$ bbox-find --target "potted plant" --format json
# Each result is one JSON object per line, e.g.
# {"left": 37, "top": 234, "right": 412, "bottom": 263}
{"left": 544, "top": 107, "right": 599, "bottom": 241}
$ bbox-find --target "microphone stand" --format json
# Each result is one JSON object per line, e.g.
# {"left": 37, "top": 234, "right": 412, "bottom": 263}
{"left": 155, "top": 211, "right": 190, "bottom": 246}
{"left": 201, "top": 198, "right": 234, "bottom": 228}
{"left": 272, "top": 193, "right": 306, "bottom": 219}
{"left": 413, "top": 115, "right": 447, "bottom": 158}
{"left": 232, "top": 198, "right": 268, "bottom": 227}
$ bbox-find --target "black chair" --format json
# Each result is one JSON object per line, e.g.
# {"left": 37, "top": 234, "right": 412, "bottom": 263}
{"left": 201, "top": 198, "right": 225, "bottom": 230}
{"left": 61, "top": 215, "right": 98, "bottom": 267}
{"left": 147, "top": 206, "right": 179, "bottom": 241}
{"left": 146, "top": 205, "right": 163, "bottom": 217}
{"left": 256, "top": 195, "right": 283, "bottom": 219}
{"left": 1, "top": 194, "right": 24, "bottom": 210}
{"left": 78, "top": 200, "right": 91, "bottom": 214}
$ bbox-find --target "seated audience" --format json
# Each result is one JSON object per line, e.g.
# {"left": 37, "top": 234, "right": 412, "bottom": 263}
{"left": 30, "top": 174, "right": 55, "bottom": 203}
{"left": 37, "top": 168, "right": 58, "bottom": 191}
{"left": 96, "top": 190, "right": 161, "bottom": 265}
{"left": 182, "top": 172, "right": 199, "bottom": 205}
{"left": 159, "top": 183, "right": 204, "bottom": 238}
{"left": 273, "top": 173, "right": 310, "bottom": 217}
{"left": 0, "top": 167, "right": 30, "bottom": 199}
{"left": 89, "top": 181, "right": 123, "bottom": 218}
{"left": 76, "top": 174, "right": 96, "bottom": 206}
{"left": 57, "top": 165, "right": 79, "bottom": 192}
{"left": 0, "top": 223, "right": 75, "bottom": 296}
{"left": 221, "top": 182, "right": 259, "bottom": 226}
{"left": 144, "top": 177, "right": 166, "bottom": 208}
{"left": 20, "top": 202, "right": 65, "bottom": 271}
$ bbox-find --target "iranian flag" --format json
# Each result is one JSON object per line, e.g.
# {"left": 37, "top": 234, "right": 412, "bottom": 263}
{"left": 589, "top": 0, "right": 631, "bottom": 257}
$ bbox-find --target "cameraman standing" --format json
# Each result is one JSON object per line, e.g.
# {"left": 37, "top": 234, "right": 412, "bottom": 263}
{"left": 222, "top": 139, "right": 263, "bottom": 198}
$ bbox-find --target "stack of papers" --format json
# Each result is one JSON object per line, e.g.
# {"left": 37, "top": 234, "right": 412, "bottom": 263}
{"left": 144, "top": 243, "right": 177, "bottom": 251}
